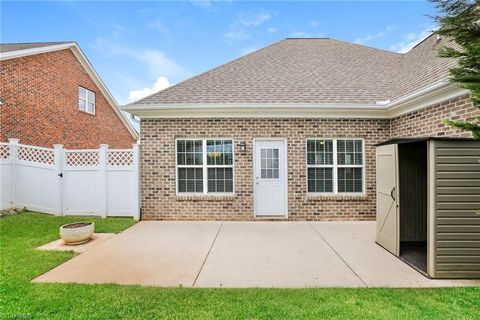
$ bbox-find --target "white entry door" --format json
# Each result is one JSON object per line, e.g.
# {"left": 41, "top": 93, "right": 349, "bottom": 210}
{"left": 376, "top": 144, "right": 399, "bottom": 255}
{"left": 254, "top": 140, "right": 287, "bottom": 217}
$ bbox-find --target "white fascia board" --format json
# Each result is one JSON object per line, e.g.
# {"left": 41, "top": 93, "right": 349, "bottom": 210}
{"left": 121, "top": 79, "right": 469, "bottom": 120}
{"left": 123, "top": 106, "right": 388, "bottom": 119}
{"left": 385, "top": 81, "right": 469, "bottom": 118}
{"left": 0, "top": 42, "right": 138, "bottom": 139}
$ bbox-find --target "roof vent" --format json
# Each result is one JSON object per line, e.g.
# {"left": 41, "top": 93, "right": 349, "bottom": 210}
{"left": 436, "top": 35, "right": 442, "bottom": 44}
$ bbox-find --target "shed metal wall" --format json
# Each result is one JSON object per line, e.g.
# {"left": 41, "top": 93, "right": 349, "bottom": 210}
{"left": 432, "top": 140, "right": 480, "bottom": 278}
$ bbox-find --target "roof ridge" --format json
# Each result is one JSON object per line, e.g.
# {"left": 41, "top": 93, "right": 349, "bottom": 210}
{"left": 127, "top": 38, "right": 289, "bottom": 106}
{"left": 326, "top": 37, "right": 403, "bottom": 55}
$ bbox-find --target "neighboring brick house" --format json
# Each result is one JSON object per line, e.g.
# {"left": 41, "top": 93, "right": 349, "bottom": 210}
{"left": 0, "top": 42, "right": 137, "bottom": 149}
{"left": 123, "top": 34, "right": 479, "bottom": 221}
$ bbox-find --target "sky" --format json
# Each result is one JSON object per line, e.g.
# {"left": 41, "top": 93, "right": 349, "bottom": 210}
{"left": 1, "top": 1, "right": 439, "bottom": 106}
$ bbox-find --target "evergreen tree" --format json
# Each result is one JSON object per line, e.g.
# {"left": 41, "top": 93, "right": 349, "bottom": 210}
{"left": 429, "top": 0, "right": 480, "bottom": 139}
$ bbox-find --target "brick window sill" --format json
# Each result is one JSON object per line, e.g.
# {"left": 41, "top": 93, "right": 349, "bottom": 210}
{"left": 175, "top": 195, "right": 236, "bottom": 202}
{"left": 306, "top": 194, "right": 369, "bottom": 201}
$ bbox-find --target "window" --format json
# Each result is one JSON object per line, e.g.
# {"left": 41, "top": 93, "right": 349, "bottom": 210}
{"left": 306, "top": 139, "right": 364, "bottom": 194}
{"left": 177, "top": 139, "right": 234, "bottom": 194}
{"left": 79, "top": 86, "right": 95, "bottom": 114}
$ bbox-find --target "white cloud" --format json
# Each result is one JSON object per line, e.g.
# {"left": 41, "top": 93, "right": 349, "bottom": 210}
{"left": 241, "top": 46, "right": 259, "bottom": 55}
{"left": 136, "top": 49, "right": 189, "bottom": 79}
{"left": 147, "top": 19, "right": 170, "bottom": 37}
{"left": 224, "top": 29, "right": 250, "bottom": 41}
{"left": 354, "top": 25, "right": 395, "bottom": 45}
{"left": 224, "top": 11, "right": 271, "bottom": 42}
{"left": 237, "top": 12, "right": 271, "bottom": 27}
{"left": 128, "top": 76, "right": 171, "bottom": 103}
{"left": 389, "top": 27, "right": 434, "bottom": 53}
{"left": 93, "top": 38, "right": 190, "bottom": 80}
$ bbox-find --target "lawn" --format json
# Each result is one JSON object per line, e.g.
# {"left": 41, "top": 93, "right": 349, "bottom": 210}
{"left": 0, "top": 212, "right": 479, "bottom": 319}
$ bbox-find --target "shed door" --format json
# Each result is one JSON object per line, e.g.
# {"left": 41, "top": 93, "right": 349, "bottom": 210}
{"left": 376, "top": 144, "right": 399, "bottom": 255}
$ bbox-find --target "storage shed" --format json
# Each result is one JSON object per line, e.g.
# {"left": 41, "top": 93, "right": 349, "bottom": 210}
{"left": 375, "top": 137, "right": 480, "bottom": 279}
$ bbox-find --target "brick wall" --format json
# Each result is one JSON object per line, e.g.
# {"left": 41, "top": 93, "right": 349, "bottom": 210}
{"left": 0, "top": 49, "right": 136, "bottom": 149}
{"left": 140, "top": 118, "right": 390, "bottom": 221}
{"left": 390, "top": 94, "right": 479, "bottom": 138}
{"left": 140, "top": 94, "right": 479, "bottom": 221}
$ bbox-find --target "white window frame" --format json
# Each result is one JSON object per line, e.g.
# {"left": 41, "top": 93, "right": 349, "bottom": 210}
{"left": 175, "top": 138, "right": 235, "bottom": 195}
{"left": 306, "top": 138, "right": 365, "bottom": 195}
{"left": 79, "top": 86, "right": 96, "bottom": 115}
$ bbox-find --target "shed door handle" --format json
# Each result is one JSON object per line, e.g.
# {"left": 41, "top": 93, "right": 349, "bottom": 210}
{"left": 390, "top": 187, "right": 396, "bottom": 202}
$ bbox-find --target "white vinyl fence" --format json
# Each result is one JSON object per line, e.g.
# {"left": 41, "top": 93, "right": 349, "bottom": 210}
{"left": 0, "top": 139, "right": 139, "bottom": 220}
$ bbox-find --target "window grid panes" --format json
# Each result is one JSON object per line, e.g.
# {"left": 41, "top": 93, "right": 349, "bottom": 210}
{"left": 79, "top": 86, "right": 95, "bottom": 114}
{"left": 306, "top": 139, "right": 334, "bottom": 193}
{"left": 178, "top": 168, "right": 203, "bottom": 193}
{"left": 208, "top": 168, "right": 233, "bottom": 193}
{"left": 306, "top": 139, "right": 364, "bottom": 194}
{"left": 337, "top": 139, "right": 363, "bottom": 165}
{"left": 308, "top": 168, "right": 333, "bottom": 193}
{"left": 177, "top": 139, "right": 234, "bottom": 194}
{"left": 307, "top": 140, "right": 333, "bottom": 165}
{"left": 337, "top": 168, "right": 363, "bottom": 193}
{"left": 207, "top": 140, "right": 233, "bottom": 165}
{"left": 260, "top": 148, "right": 279, "bottom": 179}
{"left": 177, "top": 140, "right": 203, "bottom": 165}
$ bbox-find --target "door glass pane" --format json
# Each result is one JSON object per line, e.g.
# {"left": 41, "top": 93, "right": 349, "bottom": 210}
{"left": 260, "top": 148, "right": 279, "bottom": 179}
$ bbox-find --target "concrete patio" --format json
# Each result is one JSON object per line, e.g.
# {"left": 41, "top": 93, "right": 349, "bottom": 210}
{"left": 33, "top": 221, "right": 480, "bottom": 288}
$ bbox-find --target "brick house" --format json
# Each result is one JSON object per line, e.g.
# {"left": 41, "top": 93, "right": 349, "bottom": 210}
{"left": 123, "top": 34, "right": 479, "bottom": 221}
{"left": 0, "top": 42, "right": 137, "bottom": 149}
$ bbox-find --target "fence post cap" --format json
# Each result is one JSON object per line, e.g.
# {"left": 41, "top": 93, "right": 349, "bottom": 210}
{"left": 53, "top": 144, "right": 64, "bottom": 149}
{"left": 8, "top": 138, "right": 19, "bottom": 144}
{"left": 99, "top": 144, "right": 109, "bottom": 148}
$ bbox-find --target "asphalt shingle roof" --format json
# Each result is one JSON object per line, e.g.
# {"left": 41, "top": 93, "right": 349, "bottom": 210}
{"left": 130, "top": 34, "right": 456, "bottom": 106}
{"left": 0, "top": 42, "right": 71, "bottom": 53}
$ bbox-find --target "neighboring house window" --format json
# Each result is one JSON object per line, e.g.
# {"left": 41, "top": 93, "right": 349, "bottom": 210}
{"left": 306, "top": 139, "right": 364, "bottom": 194}
{"left": 176, "top": 139, "right": 234, "bottom": 194}
{"left": 79, "top": 86, "right": 95, "bottom": 114}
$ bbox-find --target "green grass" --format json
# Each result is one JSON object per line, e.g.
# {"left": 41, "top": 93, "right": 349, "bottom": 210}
{"left": 1, "top": 212, "right": 479, "bottom": 319}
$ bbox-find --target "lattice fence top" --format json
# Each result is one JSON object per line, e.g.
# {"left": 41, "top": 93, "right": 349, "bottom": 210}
{"left": 65, "top": 150, "right": 99, "bottom": 167}
{"left": 108, "top": 150, "right": 134, "bottom": 167}
{"left": 0, "top": 144, "right": 9, "bottom": 160}
{"left": 18, "top": 145, "right": 55, "bottom": 165}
